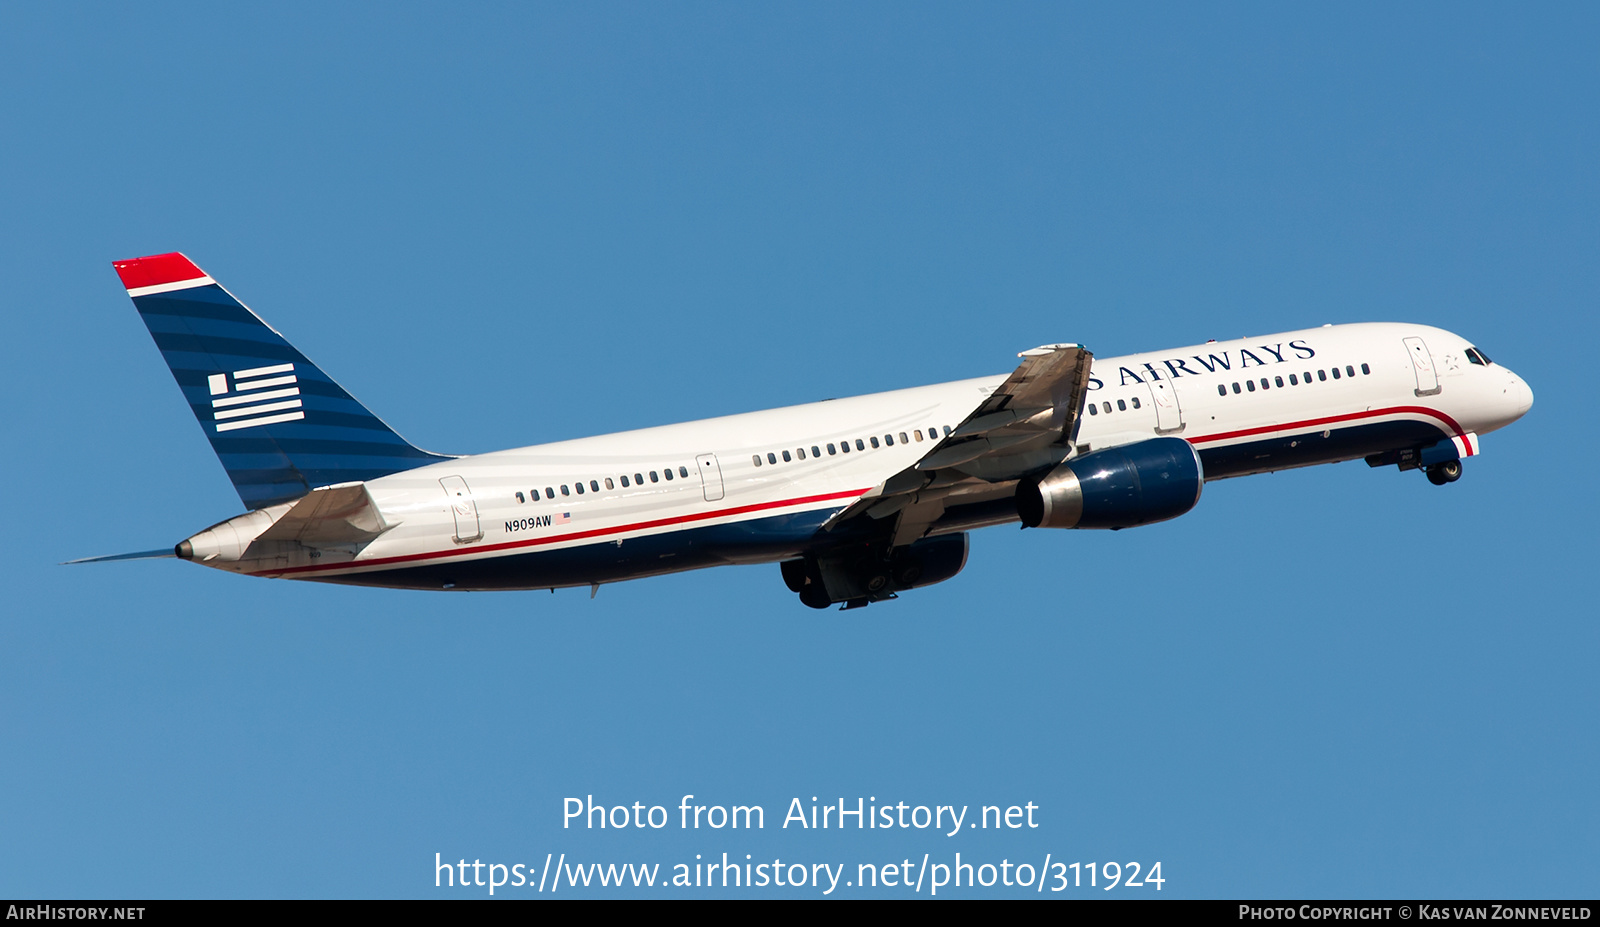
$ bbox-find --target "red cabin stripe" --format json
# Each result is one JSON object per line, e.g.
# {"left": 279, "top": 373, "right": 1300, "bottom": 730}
{"left": 255, "top": 487, "right": 872, "bottom": 577}
{"left": 1187, "top": 405, "right": 1465, "bottom": 446}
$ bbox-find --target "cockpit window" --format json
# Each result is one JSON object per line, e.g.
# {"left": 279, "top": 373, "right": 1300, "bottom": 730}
{"left": 1466, "top": 347, "right": 1492, "bottom": 366}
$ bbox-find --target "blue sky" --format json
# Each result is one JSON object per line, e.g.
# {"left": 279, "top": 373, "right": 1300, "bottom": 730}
{"left": 1, "top": 3, "right": 1595, "bottom": 898}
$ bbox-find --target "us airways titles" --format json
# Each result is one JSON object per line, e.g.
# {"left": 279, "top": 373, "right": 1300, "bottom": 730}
{"left": 1087, "top": 339, "right": 1317, "bottom": 389}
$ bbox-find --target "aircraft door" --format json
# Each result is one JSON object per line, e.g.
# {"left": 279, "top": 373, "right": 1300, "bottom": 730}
{"left": 1145, "top": 377, "right": 1184, "bottom": 434}
{"left": 696, "top": 453, "right": 725, "bottom": 502}
{"left": 1404, "top": 337, "right": 1441, "bottom": 396}
{"left": 439, "top": 475, "right": 483, "bottom": 543}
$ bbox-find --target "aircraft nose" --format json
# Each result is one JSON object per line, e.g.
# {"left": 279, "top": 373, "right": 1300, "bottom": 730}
{"left": 1506, "top": 369, "right": 1533, "bottom": 419}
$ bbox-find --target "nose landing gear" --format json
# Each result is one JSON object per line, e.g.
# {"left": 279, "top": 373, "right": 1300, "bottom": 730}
{"left": 1425, "top": 460, "right": 1463, "bottom": 485}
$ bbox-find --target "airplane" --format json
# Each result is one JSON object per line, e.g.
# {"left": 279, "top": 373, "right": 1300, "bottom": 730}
{"left": 77, "top": 251, "right": 1534, "bottom": 608}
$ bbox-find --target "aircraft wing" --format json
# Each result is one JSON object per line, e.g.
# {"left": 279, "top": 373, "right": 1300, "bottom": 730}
{"left": 826, "top": 343, "right": 1094, "bottom": 546}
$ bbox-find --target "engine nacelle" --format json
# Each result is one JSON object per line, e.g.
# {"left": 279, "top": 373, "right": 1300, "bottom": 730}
{"left": 1016, "top": 436, "right": 1202, "bottom": 529}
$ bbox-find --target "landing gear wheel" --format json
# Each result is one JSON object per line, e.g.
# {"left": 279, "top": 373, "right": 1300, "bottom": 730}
{"left": 1426, "top": 460, "right": 1463, "bottom": 485}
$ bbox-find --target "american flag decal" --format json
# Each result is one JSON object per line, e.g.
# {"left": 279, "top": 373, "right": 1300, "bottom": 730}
{"left": 555, "top": 512, "right": 571, "bottom": 524}
{"left": 208, "top": 363, "right": 306, "bottom": 432}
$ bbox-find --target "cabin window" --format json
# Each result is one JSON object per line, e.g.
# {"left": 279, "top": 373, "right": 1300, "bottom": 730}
{"left": 1331, "top": 367, "right": 1341, "bottom": 380}
{"left": 767, "top": 452, "right": 777, "bottom": 464}
{"left": 679, "top": 466, "right": 689, "bottom": 478}
{"left": 884, "top": 434, "right": 894, "bottom": 446}
{"left": 1246, "top": 380, "right": 1256, "bottom": 392}
{"left": 545, "top": 487, "right": 555, "bottom": 499}
{"left": 914, "top": 430, "right": 924, "bottom": 442}
{"left": 1289, "top": 374, "right": 1298, "bottom": 385}
{"left": 812, "top": 445, "right": 821, "bottom": 457}
{"left": 869, "top": 436, "right": 880, "bottom": 448}
{"left": 1089, "top": 403, "right": 1100, "bottom": 414}
{"left": 1361, "top": 363, "right": 1371, "bottom": 375}
{"left": 621, "top": 475, "right": 630, "bottom": 486}
{"left": 943, "top": 425, "right": 953, "bottom": 436}
{"left": 575, "top": 482, "right": 585, "bottom": 494}
{"left": 752, "top": 455, "right": 762, "bottom": 467}
{"left": 828, "top": 443, "right": 837, "bottom": 455}
{"left": 587, "top": 480, "right": 597, "bottom": 492}
{"left": 1102, "top": 401, "right": 1112, "bottom": 413}
{"left": 1317, "top": 370, "right": 1327, "bottom": 381}
{"left": 1116, "top": 399, "right": 1126, "bottom": 411}
{"left": 634, "top": 473, "right": 643, "bottom": 485}
{"left": 1217, "top": 385, "right": 1226, "bottom": 397}
{"left": 797, "top": 447, "right": 806, "bottom": 460}
{"left": 1132, "top": 397, "right": 1142, "bottom": 409}
{"left": 1346, "top": 365, "right": 1355, "bottom": 378}
{"left": 649, "top": 471, "right": 659, "bottom": 483}
{"left": 782, "top": 450, "right": 792, "bottom": 462}
{"left": 899, "top": 432, "right": 909, "bottom": 444}
{"left": 561, "top": 485, "right": 570, "bottom": 496}
{"left": 856, "top": 439, "right": 865, "bottom": 451}
{"left": 1257, "top": 378, "right": 1267, "bottom": 390}
{"left": 664, "top": 468, "right": 674, "bottom": 480}
{"left": 1232, "top": 383, "right": 1241, "bottom": 394}
{"left": 1275, "top": 376, "right": 1284, "bottom": 388}
{"left": 604, "top": 478, "right": 614, "bottom": 490}
{"left": 515, "top": 491, "right": 525, "bottom": 503}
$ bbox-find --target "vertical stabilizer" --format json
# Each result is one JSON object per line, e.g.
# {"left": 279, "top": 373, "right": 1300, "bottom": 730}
{"left": 114, "top": 252, "right": 450, "bottom": 509}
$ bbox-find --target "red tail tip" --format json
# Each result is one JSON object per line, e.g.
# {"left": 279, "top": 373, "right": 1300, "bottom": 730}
{"left": 112, "top": 252, "right": 206, "bottom": 290}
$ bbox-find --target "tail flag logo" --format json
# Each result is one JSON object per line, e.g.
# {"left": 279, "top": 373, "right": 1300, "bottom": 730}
{"left": 208, "top": 363, "right": 305, "bottom": 432}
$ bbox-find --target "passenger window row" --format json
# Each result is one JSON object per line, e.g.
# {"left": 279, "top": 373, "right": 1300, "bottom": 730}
{"left": 513, "top": 464, "right": 693, "bottom": 504}
{"left": 1085, "top": 396, "right": 1141, "bottom": 416}
{"left": 1215, "top": 363, "right": 1370, "bottom": 397}
{"left": 751, "top": 425, "right": 952, "bottom": 468}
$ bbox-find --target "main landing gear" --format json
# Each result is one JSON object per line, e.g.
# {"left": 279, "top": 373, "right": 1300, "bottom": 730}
{"left": 1425, "top": 460, "right": 1462, "bottom": 486}
{"left": 780, "top": 534, "right": 971, "bottom": 610}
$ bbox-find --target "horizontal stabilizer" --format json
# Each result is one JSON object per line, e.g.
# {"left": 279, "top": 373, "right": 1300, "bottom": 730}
{"left": 254, "top": 481, "right": 392, "bottom": 545}
{"left": 63, "top": 549, "right": 177, "bottom": 565}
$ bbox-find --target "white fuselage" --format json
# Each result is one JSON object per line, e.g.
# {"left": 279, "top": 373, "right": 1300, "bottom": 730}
{"left": 184, "top": 322, "right": 1532, "bottom": 590}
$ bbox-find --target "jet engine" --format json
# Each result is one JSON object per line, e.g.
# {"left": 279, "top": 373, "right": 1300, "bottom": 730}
{"left": 1015, "top": 436, "right": 1202, "bottom": 529}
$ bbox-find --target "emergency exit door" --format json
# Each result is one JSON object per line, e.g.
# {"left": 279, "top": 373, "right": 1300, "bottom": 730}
{"left": 1404, "top": 337, "right": 1441, "bottom": 396}
{"left": 1145, "top": 378, "right": 1184, "bottom": 434}
{"left": 439, "top": 475, "right": 482, "bottom": 543}
{"left": 696, "top": 454, "right": 725, "bottom": 502}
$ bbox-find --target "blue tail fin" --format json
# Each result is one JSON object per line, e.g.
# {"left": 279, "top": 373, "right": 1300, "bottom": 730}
{"left": 114, "top": 252, "right": 450, "bottom": 509}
